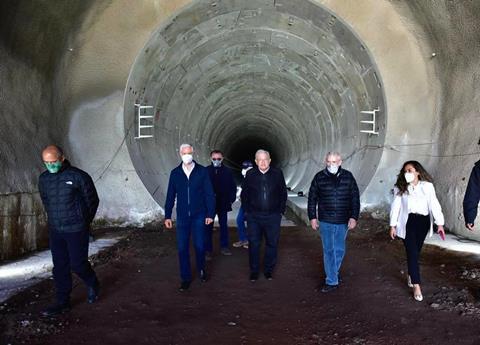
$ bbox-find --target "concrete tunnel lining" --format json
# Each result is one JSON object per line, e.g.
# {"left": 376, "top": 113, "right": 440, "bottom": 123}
{"left": 123, "top": 0, "right": 386, "bottom": 208}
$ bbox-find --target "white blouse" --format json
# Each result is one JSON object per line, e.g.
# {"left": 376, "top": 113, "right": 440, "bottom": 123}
{"left": 389, "top": 181, "right": 445, "bottom": 239}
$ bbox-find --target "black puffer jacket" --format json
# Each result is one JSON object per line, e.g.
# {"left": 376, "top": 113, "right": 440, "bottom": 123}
{"left": 463, "top": 160, "right": 480, "bottom": 225}
{"left": 39, "top": 160, "right": 99, "bottom": 232}
{"left": 307, "top": 167, "right": 360, "bottom": 224}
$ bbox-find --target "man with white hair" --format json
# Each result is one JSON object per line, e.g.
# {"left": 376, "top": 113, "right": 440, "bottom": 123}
{"left": 164, "top": 144, "right": 215, "bottom": 291}
{"left": 241, "top": 149, "right": 287, "bottom": 282}
{"left": 307, "top": 152, "right": 360, "bottom": 293}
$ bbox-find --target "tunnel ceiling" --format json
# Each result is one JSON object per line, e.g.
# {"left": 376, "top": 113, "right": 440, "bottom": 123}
{"left": 124, "top": 0, "right": 386, "bottom": 205}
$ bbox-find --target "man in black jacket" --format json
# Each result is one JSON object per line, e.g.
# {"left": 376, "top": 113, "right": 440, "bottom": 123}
{"left": 307, "top": 152, "right": 360, "bottom": 293}
{"left": 464, "top": 160, "right": 480, "bottom": 231}
{"left": 241, "top": 149, "right": 287, "bottom": 282}
{"left": 38, "top": 145, "right": 100, "bottom": 316}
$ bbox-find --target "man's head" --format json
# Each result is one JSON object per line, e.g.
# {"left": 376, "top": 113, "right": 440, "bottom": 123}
{"left": 179, "top": 143, "right": 194, "bottom": 164}
{"left": 210, "top": 150, "right": 223, "bottom": 167}
{"left": 325, "top": 152, "right": 342, "bottom": 174}
{"left": 42, "top": 145, "right": 65, "bottom": 174}
{"left": 255, "top": 149, "right": 271, "bottom": 172}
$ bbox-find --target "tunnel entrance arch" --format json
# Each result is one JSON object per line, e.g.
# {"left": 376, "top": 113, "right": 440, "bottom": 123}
{"left": 123, "top": 0, "right": 386, "bottom": 207}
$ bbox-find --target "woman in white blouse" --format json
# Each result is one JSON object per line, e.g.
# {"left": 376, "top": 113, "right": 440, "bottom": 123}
{"left": 389, "top": 161, "right": 445, "bottom": 302}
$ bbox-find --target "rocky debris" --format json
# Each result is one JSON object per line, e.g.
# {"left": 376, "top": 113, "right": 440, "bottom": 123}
{"left": 460, "top": 267, "right": 480, "bottom": 281}
{"left": 430, "top": 287, "right": 480, "bottom": 317}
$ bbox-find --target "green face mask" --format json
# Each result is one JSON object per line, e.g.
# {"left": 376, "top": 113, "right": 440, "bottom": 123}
{"left": 44, "top": 161, "right": 62, "bottom": 173}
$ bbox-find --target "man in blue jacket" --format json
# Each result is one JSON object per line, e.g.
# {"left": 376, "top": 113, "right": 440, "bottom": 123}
{"left": 205, "top": 150, "right": 237, "bottom": 258}
{"left": 164, "top": 144, "right": 215, "bottom": 291}
{"left": 307, "top": 152, "right": 360, "bottom": 293}
{"left": 38, "top": 145, "right": 100, "bottom": 316}
{"left": 241, "top": 149, "right": 287, "bottom": 282}
{"left": 464, "top": 160, "right": 480, "bottom": 231}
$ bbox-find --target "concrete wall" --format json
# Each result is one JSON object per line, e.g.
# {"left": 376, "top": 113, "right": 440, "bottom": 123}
{"left": 0, "top": 0, "right": 479, "bottom": 260}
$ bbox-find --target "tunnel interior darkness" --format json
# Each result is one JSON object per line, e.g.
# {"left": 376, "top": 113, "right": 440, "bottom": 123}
{"left": 124, "top": 0, "right": 387, "bottom": 207}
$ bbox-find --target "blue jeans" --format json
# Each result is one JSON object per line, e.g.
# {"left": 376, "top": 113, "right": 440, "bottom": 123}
{"left": 319, "top": 222, "right": 348, "bottom": 286}
{"left": 235, "top": 206, "right": 248, "bottom": 242}
{"left": 176, "top": 217, "right": 206, "bottom": 282}
{"left": 49, "top": 229, "right": 98, "bottom": 304}
{"left": 247, "top": 213, "right": 282, "bottom": 274}
{"left": 205, "top": 211, "right": 229, "bottom": 251}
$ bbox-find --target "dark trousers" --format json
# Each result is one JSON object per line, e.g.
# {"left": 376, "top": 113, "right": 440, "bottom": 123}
{"left": 205, "top": 211, "right": 229, "bottom": 251}
{"left": 49, "top": 229, "right": 98, "bottom": 304}
{"left": 402, "top": 214, "right": 430, "bottom": 284}
{"left": 176, "top": 216, "right": 206, "bottom": 282}
{"left": 246, "top": 213, "right": 282, "bottom": 274}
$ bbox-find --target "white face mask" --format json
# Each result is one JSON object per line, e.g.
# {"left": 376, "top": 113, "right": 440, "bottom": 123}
{"left": 404, "top": 172, "right": 415, "bottom": 183}
{"left": 181, "top": 154, "right": 193, "bottom": 164}
{"left": 241, "top": 167, "right": 252, "bottom": 177}
{"left": 212, "top": 159, "right": 222, "bottom": 167}
{"left": 327, "top": 164, "right": 339, "bottom": 174}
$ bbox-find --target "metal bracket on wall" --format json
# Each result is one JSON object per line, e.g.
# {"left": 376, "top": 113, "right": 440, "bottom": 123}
{"left": 134, "top": 104, "right": 154, "bottom": 139}
{"left": 360, "top": 108, "right": 380, "bottom": 135}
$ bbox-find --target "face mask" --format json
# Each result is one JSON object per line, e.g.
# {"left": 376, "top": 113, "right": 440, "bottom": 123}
{"left": 327, "top": 164, "right": 339, "bottom": 174}
{"left": 212, "top": 159, "right": 222, "bottom": 167}
{"left": 241, "top": 168, "right": 252, "bottom": 177}
{"left": 44, "top": 161, "right": 62, "bottom": 174}
{"left": 181, "top": 154, "right": 193, "bottom": 164}
{"left": 404, "top": 172, "right": 415, "bottom": 183}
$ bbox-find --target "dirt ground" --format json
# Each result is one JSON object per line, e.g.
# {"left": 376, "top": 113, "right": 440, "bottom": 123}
{"left": 2, "top": 215, "right": 480, "bottom": 345}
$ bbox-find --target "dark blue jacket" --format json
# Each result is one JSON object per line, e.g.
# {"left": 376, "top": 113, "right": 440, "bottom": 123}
{"left": 164, "top": 162, "right": 215, "bottom": 220}
{"left": 39, "top": 160, "right": 99, "bottom": 233}
{"left": 207, "top": 164, "right": 237, "bottom": 213}
{"left": 307, "top": 167, "right": 360, "bottom": 224}
{"left": 241, "top": 167, "right": 287, "bottom": 215}
{"left": 463, "top": 160, "right": 480, "bottom": 225}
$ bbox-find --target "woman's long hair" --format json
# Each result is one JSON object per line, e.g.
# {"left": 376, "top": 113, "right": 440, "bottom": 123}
{"left": 394, "top": 160, "right": 433, "bottom": 195}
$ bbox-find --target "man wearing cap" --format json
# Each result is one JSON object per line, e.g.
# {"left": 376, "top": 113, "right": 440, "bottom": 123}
{"left": 233, "top": 161, "right": 254, "bottom": 249}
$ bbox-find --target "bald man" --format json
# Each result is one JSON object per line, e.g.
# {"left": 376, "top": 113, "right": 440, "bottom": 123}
{"left": 38, "top": 145, "right": 100, "bottom": 316}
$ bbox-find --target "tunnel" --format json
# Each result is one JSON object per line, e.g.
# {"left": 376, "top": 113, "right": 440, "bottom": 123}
{"left": 124, "top": 0, "right": 386, "bottom": 206}
{"left": 1, "top": 0, "right": 480, "bottom": 260}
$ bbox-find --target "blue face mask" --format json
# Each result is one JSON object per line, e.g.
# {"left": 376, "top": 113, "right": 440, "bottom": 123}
{"left": 44, "top": 161, "right": 62, "bottom": 173}
{"left": 212, "top": 159, "right": 222, "bottom": 167}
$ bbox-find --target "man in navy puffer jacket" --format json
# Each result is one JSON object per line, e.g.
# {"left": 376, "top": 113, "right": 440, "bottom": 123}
{"left": 307, "top": 152, "right": 360, "bottom": 293}
{"left": 164, "top": 144, "right": 215, "bottom": 291}
{"left": 38, "top": 145, "right": 100, "bottom": 316}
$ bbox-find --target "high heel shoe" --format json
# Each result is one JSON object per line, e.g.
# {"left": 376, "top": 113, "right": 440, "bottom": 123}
{"left": 414, "top": 293, "right": 423, "bottom": 302}
{"left": 407, "top": 275, "right": 413, "bottom": 288}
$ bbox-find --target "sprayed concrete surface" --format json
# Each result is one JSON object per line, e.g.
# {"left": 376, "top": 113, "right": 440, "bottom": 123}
{"left": 0, "top": 0, "right": 479, "bottom": 261}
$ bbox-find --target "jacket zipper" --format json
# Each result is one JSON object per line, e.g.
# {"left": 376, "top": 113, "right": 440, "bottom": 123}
{"left": 187, "top": 178, "right": 191, "bottom": 217}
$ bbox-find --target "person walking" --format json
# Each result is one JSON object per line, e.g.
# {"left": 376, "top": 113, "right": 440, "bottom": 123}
{"left": 389, "top": 160, "right": 445, "bottom": 301}
{"left": 205, "top": 150, "right": 237, "bottom": 258}
{"left": 241, "top": 150, "right": 287, "bottom": 282}
{"left": 164, "top": 144, "right": 215, "bottom": 291}
{"left": 307, "top": 152, "right": 360, "bottom": 293}
{"left": 38, "top": 145, "right": 100, "bottom": 316}
{"left": 233, "top": 161, "right": 253, "bottom": 249}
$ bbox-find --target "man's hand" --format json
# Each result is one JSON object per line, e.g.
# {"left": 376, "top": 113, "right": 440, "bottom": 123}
{"left": 466, "top": 223, "right": 475, "bottom": 231}
{"left": 348, "top": 218, "right": 357, "bottom": 230}
{"left": 310, "top": 219, "right": 319, "bottom": 231}
{"left": 389, "top": 226, "right": 396, "bottom": 240}
{"left": 164, "top": 219, "right": 173, "bottom": 229}
{"left": 205, "top": 218, "right": 214, "bottom": 225}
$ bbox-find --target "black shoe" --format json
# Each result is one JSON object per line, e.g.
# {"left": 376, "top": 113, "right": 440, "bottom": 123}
{"left": 321, "top": 284, "right": 338, "bottom": 293}
{"left": 200, "top": 270, "right": 208, "bottom": 283}
{"left": 179, "top": 281, "right": 191, "bottom": 292}
{"left": 264, "top": 272, "right": 273, "bottom": 280}
{"left": 41, "top": 302, "right": 71, "bottom": 317}
{"left": 87, "top": 282, "right": 100, "bottom": 304}
{"left": 249, "top": 272, "right": 259, "bottom": 282}
{"left": 338, "top": 275, "right": 343, "bottom": 284}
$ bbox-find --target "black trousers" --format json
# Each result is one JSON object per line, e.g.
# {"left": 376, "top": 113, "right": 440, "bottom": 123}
{"left": 50, "top": 229, "right": 98, "bottom": 304}
{"left": 402, "top": 214, "right": 430, "bottom": 284}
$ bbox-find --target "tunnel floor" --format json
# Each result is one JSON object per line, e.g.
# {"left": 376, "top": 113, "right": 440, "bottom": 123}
{"left": 2, "top": 217, "right": 480, "bottom": 345}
